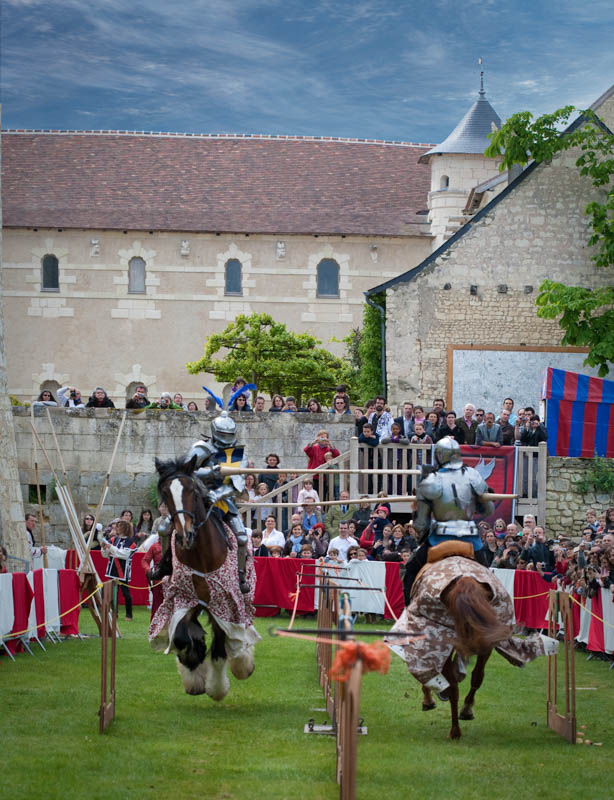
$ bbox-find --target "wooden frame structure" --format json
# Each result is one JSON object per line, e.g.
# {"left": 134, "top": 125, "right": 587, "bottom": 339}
{"left": 309, "top": 569, "right": 365, "bottom": 800}
{"left": 547, "top": 590, "right": 576, "bottom": 744}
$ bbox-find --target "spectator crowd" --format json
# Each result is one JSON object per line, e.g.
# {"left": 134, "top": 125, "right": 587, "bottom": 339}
{"left": 30, "top": 380, "right": 549, "bottom": 454}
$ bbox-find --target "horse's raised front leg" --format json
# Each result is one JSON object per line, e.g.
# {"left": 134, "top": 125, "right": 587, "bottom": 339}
{"left": 229, "top": 645, "right": 255, "bottom": 680}
{"left": 442, "top": 655, "right": 461, "bottom": 740}
{"left": 174, "top": 608, "right": 208, "bottom": 695}
{"left": 205, "top": 618, "right": 230, "bottom": 701}
{"left": 459, "top": 651, "right": 490, "bottom": 721}
{"left": 421, "top": 685, "right": 436, "bottom": 711}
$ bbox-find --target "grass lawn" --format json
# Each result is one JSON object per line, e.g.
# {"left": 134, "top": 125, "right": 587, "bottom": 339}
{"left": 2, "top": 606, "right": 613, "bottom": 800}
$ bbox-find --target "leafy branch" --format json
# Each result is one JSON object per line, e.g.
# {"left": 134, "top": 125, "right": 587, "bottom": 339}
{"left": 186, "top": 312, "right": 353, "bottom": 405}
{"left": 485, "top": 106, "right": 614, "bottom": 375}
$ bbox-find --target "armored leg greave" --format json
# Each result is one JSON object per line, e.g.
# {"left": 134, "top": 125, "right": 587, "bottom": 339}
{"left": 229, "top": 515, "right": 250, "bottom": 594}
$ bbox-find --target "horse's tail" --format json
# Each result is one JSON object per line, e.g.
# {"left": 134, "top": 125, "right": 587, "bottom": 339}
{"left": 445, "top": 577, "right": 511, "bottom": 658}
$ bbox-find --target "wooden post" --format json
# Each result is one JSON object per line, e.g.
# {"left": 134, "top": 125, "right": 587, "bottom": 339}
{"left": 537, "top": 441, "right": 548, "bottom": 526}
{"left": 547, "top": 590, "right": 576, "bottom": 743}
{"left": 99, "top": 581, "right": 118, "bottom": 733}
{"left": 79, "top": 412, "right": 127, "bottom": 580}
{"left": 31, "top": 405, "right": 48, "bottom": 568}
{"left": 336, "top": 592, "right": 361, "bottom": 800}
{"left": 349, "top": 437, "right": 359, "bottom": 499}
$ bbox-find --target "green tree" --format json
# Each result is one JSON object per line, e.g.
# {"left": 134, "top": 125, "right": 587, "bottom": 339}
{"left": 485, "top": 107, "right": 614, "bottom": 376}
{"left": 186, "top": 312, "right": 352, "bottom": 405}
{"left": 358, "top": 294, "right": 385, "bottom": 401}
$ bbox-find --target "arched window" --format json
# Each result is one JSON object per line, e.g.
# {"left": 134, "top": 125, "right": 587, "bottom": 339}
{"left": 440, "top": 175, "right": 449, "bottom": 190}
{"left": 41, "top": 254, "right": 59, "bottom": 291}
{"left": 316, "top": 259, "right": 340, "bottom": 298}
{"left": 128, "top": 257, "right": 146, "bottom": 294}
{"left": 225, "top": 258, "right": 242, "bottom": 295}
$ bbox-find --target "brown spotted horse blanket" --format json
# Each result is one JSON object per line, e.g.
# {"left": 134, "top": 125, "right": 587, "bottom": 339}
{"left": 386, "top": 556, "right": 547, "bottom": 685}
{"left": 149, "top": 527, "right": 260, "bottom": 658}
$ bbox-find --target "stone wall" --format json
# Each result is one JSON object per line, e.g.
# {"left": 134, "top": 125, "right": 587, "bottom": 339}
{"left": 385, "top": 144, "right": 614, "bottom": 408}
{"left": 13, "top": 407, "right": 355, "bottom": 546}
{"left": 546, "top": 457, "right": 614, "bottom": 538}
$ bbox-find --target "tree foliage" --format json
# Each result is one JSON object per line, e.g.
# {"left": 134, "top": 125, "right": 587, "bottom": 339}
{"left": 485, "top": 107, "right": 614, "bottom": 376}
{"left": 358, "top": 295, "right": 385, "bottom": 402}
{"left": 186, "top": 312, "right": 352, "bottom": 405}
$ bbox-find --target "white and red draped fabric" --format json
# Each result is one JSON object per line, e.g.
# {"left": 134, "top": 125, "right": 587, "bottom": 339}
{"left": 1, "top": 572, "right": 34, "bottom": 654}
{"left": 0, "top": 570, "right": 81, "bottom": 654}
{"left": 59, "top": 570, "right": 81, "bottom": 636}
{"left": 27, "top": 568, "right": 60, "bottom": 639}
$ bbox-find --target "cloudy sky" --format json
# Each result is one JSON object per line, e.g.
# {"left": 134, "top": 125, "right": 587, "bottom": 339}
{"left": 2, "top": 0, "right": 613, "bottom": 143}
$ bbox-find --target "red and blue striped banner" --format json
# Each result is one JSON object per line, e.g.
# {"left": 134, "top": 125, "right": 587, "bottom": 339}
{"left": 542, "top": 368, "right": 614, "bottom": 457}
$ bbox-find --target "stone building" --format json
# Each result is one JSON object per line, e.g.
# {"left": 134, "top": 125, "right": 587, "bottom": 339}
{"left": 1, "top": 132, "right": 434, "bottom": 406}
{"left": 367, "top": 84, "right": 614, "bottom": 412}
{"left": 3, "top": 81, "right": 612, "bottom": 410}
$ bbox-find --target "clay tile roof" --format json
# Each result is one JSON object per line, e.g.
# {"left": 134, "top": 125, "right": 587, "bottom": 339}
{"left": 1, "top": 131, "right": 434, "bottom": 237}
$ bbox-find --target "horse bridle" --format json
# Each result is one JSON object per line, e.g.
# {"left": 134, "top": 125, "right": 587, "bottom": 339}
{"left": 167, "top": 475, "right": 209, "bottom": 536}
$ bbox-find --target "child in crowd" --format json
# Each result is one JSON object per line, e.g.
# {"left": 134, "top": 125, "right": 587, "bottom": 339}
{"left": 325, "top": 547, "right": 342, "bottom": 564}
{"left": 300, "top": 543, "right": 314, "bottom": 559}
{"left": 358, "top": 423, "right": 379, "bottom": 447}
{"left": 284, "top": 522, "right": 305, "bottom": 557}
{"left": 297, "top": 479, "right": 320, "bottom": 510}
{"left": 585, "top": 508, "right": 600, "bottom": 535}
{"left": 410, "top": 421, "right": 433, "bottom": 466}
{"left": 251, "top": 531, "right": 269, "bottom": 557}
{"left": 253, "top": 482, "right": 273, "bottom": 525}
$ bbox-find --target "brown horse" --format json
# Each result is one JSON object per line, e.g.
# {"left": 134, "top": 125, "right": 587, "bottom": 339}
{"left": 155, "top": 455, "right": 256, "bottom": 699}
{"left": 420, "top": 576, "right": 509, "bottom": 739}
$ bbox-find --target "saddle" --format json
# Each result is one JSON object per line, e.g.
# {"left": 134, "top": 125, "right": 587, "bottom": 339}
{"left": 427, "top": 540, "right": 475, "bottom": 564}
{"left": 412, "top": 540, "right": 475, "bottom": 597}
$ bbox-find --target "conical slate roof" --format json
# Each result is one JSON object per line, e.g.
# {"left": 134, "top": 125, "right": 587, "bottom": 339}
{"left": 418, "top": 89, "right": 501, "bottom": 163}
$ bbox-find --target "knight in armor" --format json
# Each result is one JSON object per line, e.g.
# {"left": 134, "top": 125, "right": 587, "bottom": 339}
{"left": 402, "top": 436, "right": 494, "bottom": 605}
{"left": 185, "top": 410, "right": 251, "bottom": 593}
{"left": 152, "top": 385, "right": 254, "bottom": 594}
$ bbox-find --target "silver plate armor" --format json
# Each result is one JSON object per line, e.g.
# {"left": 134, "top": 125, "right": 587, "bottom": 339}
{"left": 210, "top": 411, "right": 237, "bottom": 448}
{"left": 413, "top": 458, "right": 494, "bottom": 541}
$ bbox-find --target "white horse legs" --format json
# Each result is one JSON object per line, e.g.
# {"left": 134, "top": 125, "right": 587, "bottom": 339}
{"left": 176, "top": 657, "right": 208, "bottom": 695}
{"left": 228, "top": 646, "right": 255, "bottom": 680}
{"left": 205, "top": 657, "right": 230, "bottom": 701}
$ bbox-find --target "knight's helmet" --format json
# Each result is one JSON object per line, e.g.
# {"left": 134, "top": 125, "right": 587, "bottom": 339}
{"left": 434, "top": 436, "right": 463, "bottom": 470}
{"left": 211, "top": 410, "right": 237, "bottom": 449}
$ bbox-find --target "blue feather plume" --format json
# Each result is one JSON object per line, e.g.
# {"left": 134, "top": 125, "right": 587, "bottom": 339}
{"left": 201, "top": 385, "right": 224, "bottom": 410}
{"left": 228, "top": 383, "right": 257, "bottom": 409}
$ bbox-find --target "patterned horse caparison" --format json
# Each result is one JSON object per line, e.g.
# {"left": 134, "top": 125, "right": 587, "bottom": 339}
{"left": 152, "top": 457, "right": 260, "bottom": 699}
{"left": 387, "top": 556, "right": 552, "bottom": 739}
